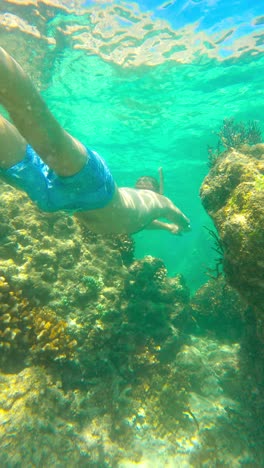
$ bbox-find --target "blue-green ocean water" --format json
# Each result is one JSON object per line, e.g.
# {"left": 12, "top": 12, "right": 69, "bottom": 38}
{"left": 40, "top": 0, "right": 264, "bottom": 291}
{"left": 0, "top": 1, "right": 264, "bottom": 465}
{"left": 1, "top": 0, "right": 264, "bottom": 290}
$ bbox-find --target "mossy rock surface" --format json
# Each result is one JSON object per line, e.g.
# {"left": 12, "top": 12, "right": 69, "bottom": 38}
{"left": 200, "top": 144, "right": 264, "bottom": 312}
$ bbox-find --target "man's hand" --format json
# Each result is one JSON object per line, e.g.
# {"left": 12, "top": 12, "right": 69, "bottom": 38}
{"left": 168, "top": 223, "right": 181, "bottom": 235}
{"left": 145, "top": 220, "right": 191, "bottom": 235}
{"left": 168, "top": 223, "right": 191, "bottom": 235}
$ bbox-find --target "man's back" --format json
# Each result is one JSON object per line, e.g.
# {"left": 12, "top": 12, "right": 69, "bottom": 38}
{"left": 75, "top": 186, "right": 190, "bottom": 235}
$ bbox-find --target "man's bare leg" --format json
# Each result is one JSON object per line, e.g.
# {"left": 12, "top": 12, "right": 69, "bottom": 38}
{"left": 0, "top": 115, "right": 26, "bottom": 168}
{"left": 0, "top": 47, "right": 87, "bottom": 176}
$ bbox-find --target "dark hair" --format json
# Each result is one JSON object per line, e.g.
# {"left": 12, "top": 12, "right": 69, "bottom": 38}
{"left": 135, "top": 176, "right": 160, "bottom": 193}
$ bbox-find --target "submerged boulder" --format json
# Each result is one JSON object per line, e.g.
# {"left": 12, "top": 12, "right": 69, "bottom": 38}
{"left": 200, "top": 144, "right": 264, "bottom": 313}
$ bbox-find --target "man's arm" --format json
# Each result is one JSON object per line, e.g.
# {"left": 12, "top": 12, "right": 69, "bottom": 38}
{"left": 145, "top": 220, "right": 181, "bottom": 234}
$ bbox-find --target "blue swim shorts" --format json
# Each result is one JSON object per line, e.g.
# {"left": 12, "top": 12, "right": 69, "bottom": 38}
{"left": 0, "top": 145, "right": 115, "bottom": 212}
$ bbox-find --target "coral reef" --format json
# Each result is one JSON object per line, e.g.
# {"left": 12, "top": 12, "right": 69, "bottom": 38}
{"left": 0, "top": 274, "right": 29, "bottom": 365}
{"left": 126, "top": 255, "right": 189, "bottom": 304}
{"left": 126, "top": 255, "right": 168, "bottom": 299}
{"left": 0, "top": 273, "right": 77, "bottom": 369}
{"left": 0, "top": 185, "right": 128, "bottom": 313}
{"left": 0, "top": 367, "right": 92, "bottom": 466}
{"left": 191, "top": 276, "right": 246, "bottom": 341}
{"left": 0, "top": 6, "right": 263, "bottom": 463}
{"left": 0, "top": 342, "right": 258, "bottom": 467}
{"left": 0, "top": 180, "right": 263, "bottom": 465}
{"left": 29, "top": 308, "right": 77, "bottom": 362}
{"left": 108, "top": 234, "right": 135, "bottom": 266}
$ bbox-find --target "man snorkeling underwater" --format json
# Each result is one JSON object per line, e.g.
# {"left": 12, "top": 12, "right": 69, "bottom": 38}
{"left": 0, "top": 47, "right": 190, "bottom": 236}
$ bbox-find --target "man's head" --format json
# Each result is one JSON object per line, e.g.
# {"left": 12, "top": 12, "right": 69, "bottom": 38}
{"left": 135, "top": 176, "right": 160, "bottom": 193}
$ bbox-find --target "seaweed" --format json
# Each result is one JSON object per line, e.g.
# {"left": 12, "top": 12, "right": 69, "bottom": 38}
{"left": 208, "top": 118, "right": 262, "bottom": 167}
{"left": 204, "top": 226, "right": 224, "bottom": 279}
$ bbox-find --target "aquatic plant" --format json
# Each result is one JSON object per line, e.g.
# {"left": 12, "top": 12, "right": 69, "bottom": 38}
{"left": 219, "top": 118, "right": 262, "bottom": 148}
{"left": 207, "top": 140, "right": 222, "bottom": 168}
{"left": 204, "top": 226, "right": 224, "bottom": 279}
{"left": 208, "top": 118, "right": 262, "bottom": 167}
{"left": 220, "top": 118, "right": 261, "bottom": 148}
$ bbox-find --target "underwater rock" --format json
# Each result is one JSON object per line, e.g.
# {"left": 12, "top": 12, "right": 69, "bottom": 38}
{"left": 201, "top": 143, "right": 264, "bottom": 463}
{"left": 200, "top": 144, "right": 264, "bottom": 313}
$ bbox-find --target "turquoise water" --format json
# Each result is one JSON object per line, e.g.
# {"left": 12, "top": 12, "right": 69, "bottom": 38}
{"left": 33, "top": 0, "right": 263, "bottom": 290}
{"left": 0, "top": 1, "right": 264, "bottom": 465}
{"left": 1, "top": 3, "right": 263, "bottom": 288}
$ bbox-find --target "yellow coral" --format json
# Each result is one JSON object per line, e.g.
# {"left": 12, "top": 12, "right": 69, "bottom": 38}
{"left": 30, "top": 309, "right": 77, "bottom": 362}
{"left": 0, "top": 274, "right": 77, "bottom": 364}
